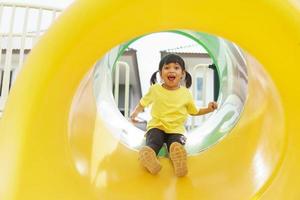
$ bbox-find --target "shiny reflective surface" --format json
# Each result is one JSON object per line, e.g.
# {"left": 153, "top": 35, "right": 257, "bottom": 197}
{"left": 92, "top": 31, "right": 248, "bottom": 155}
{"left": 0, "top": 0, "right": 299, "bottom": 199}
{"left": 68, "top": 34, "right": 284, "bottom": 198}
{"left": 81, "top": 52, "right": 284, "bottom": 199}
{"left": 93, "top": 50, "right": 145, "bottom": 150}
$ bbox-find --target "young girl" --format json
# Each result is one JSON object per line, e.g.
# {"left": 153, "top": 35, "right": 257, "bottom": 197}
{"left": 130, "top": 54, "right": 218, "bottom": 177}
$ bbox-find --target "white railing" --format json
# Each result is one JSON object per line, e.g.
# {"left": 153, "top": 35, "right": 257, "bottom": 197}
{"left": 0, "top": 2, "right": 62, "bottom": 116}
{"left": 114, "top": 61, "right": 130, "bottom": 118}
{"left": 190, "top": 63, "right": 210, "bottom": 129}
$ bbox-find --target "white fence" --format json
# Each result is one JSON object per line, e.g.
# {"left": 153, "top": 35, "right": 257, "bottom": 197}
{"left": 114, "top": 61, "right": 130, "bottom": 118}
{"left": 0, "top": 2, "right": 62, "bottom": 116}
{"left": 186, "top": 64, "right": 214, "bottom": 130}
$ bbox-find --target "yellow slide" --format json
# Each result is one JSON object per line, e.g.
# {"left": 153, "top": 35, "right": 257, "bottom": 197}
{"left": 0, "top": 0, "right": 299, "bottom": 199}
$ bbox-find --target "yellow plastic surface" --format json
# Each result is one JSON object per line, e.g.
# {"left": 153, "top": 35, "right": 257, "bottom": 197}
{"left": 0, "top": 0, "right": 299, "bottom": 199}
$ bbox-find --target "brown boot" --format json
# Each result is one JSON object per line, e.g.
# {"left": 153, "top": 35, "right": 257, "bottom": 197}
{"left": 139, "top": 146, "right": 162, "bottom": 175}
{"left": 169, "top": 142, "right": 188, "bottom": 177}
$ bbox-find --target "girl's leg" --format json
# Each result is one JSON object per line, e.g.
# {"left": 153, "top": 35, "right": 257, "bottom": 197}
{"left": 145, "top": 128, "right": 165, "bottom": 155}
{"left": 166, "top": 134, "right": 188, "bottom": 177}
{"left": 166, "top": 134, "right": 187, "bottom": 151}
{"left": 139, "top": 128, "right": 165, "bottom": 174}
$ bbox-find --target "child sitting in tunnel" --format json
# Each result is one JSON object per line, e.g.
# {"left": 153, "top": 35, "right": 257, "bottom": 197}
{"left": 130, "top": 54, "right": 218, "bottom": 177}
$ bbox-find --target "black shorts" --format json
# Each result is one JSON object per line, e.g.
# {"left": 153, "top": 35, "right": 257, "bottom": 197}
{"left": 145, "top": 128, "right": 187, "bottom": 155}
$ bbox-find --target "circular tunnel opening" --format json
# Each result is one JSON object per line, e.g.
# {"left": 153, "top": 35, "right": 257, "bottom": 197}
{"left": 69, "top": 30, "right": 248, "bottom": 161}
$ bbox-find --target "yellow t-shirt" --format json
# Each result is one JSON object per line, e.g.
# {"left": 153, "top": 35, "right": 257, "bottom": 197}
{"left": 140, "top": 84, "right": 198, "bottom": 134}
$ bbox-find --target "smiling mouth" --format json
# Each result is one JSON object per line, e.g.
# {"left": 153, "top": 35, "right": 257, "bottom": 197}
{"left": 167, "top": 75, "right": 176, "bottom": 81}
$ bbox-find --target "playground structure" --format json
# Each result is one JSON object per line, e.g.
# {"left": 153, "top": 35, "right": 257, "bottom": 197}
{"left": 90, "top": 30, "right": 248, "bottom": 157}
{"left": 0, "top": 2, "right": 62, "bottom": 115}
{"left": 0, "top": 0, "right": 300, "bottom": 199}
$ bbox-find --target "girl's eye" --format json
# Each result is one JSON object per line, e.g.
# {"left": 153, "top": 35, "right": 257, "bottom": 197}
{"left": 174, "top": 66, "right": 181, "bottom": 70}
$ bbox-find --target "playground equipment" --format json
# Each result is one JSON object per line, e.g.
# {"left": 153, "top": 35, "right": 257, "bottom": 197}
{"left": 0, "top": 0, "right": 300, "bottom": 199}
{"left": 0, "top": 2, "right": 62, "bottom": 115}
{"left": 90, "top": 30, "right": 248, "bottom": 157}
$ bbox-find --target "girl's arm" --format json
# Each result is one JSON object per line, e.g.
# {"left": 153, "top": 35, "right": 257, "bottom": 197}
{"left": 191, "top": 102, "right": 218, "bottom": 116}
{"left": 130, "top": 103, "right": 145, "bottom": 122}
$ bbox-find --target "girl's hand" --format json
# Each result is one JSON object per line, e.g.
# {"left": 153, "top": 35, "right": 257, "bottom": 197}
{"left": 130, "top": 111, "right": 139, "bottom": 123}
{"left": 130, "top": 103, "right": 144, "bottom": 123}
{"left": 207, "top": 102, "right": 218, "bottom": 112}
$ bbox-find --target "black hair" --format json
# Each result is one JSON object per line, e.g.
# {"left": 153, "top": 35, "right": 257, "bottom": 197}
{"left": 150, "top": 54, "right": 192, "bottom": 88}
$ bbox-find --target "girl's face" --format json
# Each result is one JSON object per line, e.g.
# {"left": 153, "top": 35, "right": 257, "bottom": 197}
{"left": 160, "top": 62, "right": 185, "bottom": 90}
